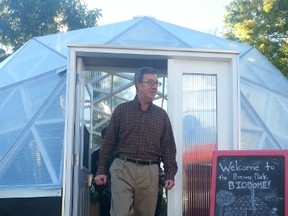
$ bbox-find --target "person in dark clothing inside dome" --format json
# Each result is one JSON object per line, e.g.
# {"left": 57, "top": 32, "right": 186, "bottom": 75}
{"left": 91, "top": 127, "right": 111, "bottom": 216}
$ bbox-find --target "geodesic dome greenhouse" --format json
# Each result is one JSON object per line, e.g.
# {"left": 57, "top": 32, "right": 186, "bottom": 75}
{"left": 0, "top": 16, "right": 287, "bottom": 197}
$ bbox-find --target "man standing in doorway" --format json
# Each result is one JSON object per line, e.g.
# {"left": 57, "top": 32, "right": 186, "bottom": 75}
{"left": 94, "top": 66, "right": 177, "bottom": 216}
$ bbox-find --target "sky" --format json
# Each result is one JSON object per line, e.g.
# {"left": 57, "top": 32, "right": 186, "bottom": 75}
{"left": 84, "top": 0, "right": 232, "bottom": 35}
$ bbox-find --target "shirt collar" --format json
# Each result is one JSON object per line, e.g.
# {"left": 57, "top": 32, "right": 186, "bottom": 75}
{"left": 133, "top": 96, "right": 153, "bottom": 111}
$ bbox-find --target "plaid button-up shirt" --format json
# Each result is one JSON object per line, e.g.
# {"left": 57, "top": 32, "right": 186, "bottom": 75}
{"left": 97, "top": 96, "right": 178, "bottom": 181}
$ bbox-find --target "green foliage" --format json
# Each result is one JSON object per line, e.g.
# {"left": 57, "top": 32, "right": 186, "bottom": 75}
{"left": 0, "top": 0, "right": 102, "bottom": 58}
{"left": 0, "top": 47, "right": 9, "bottom": 61}
{"left": 60, "top": 0, "right": 102, "bottom": 31}
{"left": 90, "top": 185, "right": 99, "bottom": 205}
{"left": 160, "top": 193, "right": 167, "bottom": 214}
{"left": 223, "top": 0, "right": 288, "bottom": 77}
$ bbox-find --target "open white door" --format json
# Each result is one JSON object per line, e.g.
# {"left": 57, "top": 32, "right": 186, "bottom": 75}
{"left": 167, "top": 57, "right": 239, "bottom": 216}
{"left": 72, "top": 58, "right": 93, "bottom": 216}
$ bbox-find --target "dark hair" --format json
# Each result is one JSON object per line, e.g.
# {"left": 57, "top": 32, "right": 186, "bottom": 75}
{"left": 134, "top": 66, "right": 159, "bottom": 85}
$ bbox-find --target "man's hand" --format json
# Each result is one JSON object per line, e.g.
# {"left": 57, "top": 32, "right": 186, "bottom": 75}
{"left": 164, "top": 180, "right": 175, "bottom": 190}
{"left": 94, "top": 174, "right": 107, "bottom": 185}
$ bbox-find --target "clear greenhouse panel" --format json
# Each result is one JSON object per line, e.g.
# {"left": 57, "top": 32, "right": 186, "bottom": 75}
{"left": 0, "top": 39, "right": 66, "bottom": 88}
{"left": 0, "top": 73, "right": 66, "bottom": 188}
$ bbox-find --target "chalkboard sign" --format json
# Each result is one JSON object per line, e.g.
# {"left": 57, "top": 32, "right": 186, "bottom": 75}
{"left": 210, "top": 150, "right": 288, "bottom": 216}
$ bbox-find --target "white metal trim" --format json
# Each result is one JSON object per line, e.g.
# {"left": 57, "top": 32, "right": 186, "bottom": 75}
{"left": 67, "top": 44, "right": 239, "bottom": 55}
{"left": 167, "top": 59, "right": 184, "bottom": 216}
{"left": 0, "top": 188, "right": 61, "bottom": 198}
{"left": 62, "top": 48, "right": 77, "bottom": 216}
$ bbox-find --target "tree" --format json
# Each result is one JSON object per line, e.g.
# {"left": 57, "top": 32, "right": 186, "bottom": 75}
{"left": 223, "top": 0, "right": 288, "bottom": 77}
{"left": 0, "top": 0, "right": 101, "bottom": 61}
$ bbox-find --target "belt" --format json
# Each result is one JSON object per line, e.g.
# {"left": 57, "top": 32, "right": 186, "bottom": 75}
{"left": 117, "top": 154, "right": 159, "bottom": 165}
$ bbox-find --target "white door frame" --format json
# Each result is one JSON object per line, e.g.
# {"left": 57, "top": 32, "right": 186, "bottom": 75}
{"left": 62, "top": 45, "right": 240, "bottom": 216}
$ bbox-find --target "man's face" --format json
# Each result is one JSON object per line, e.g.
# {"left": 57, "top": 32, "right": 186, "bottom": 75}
{"left": 137, "top": 73, "right": 159, "bottom": 102}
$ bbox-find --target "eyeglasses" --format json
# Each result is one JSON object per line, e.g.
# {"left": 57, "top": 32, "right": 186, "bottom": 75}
{"left": 141, "top": 79, "right": 162, "bottom": 87}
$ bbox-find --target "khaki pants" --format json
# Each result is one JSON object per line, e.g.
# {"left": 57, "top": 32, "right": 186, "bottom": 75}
{"left": 109, "top": 158, "right": 159, "bottom": 216}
